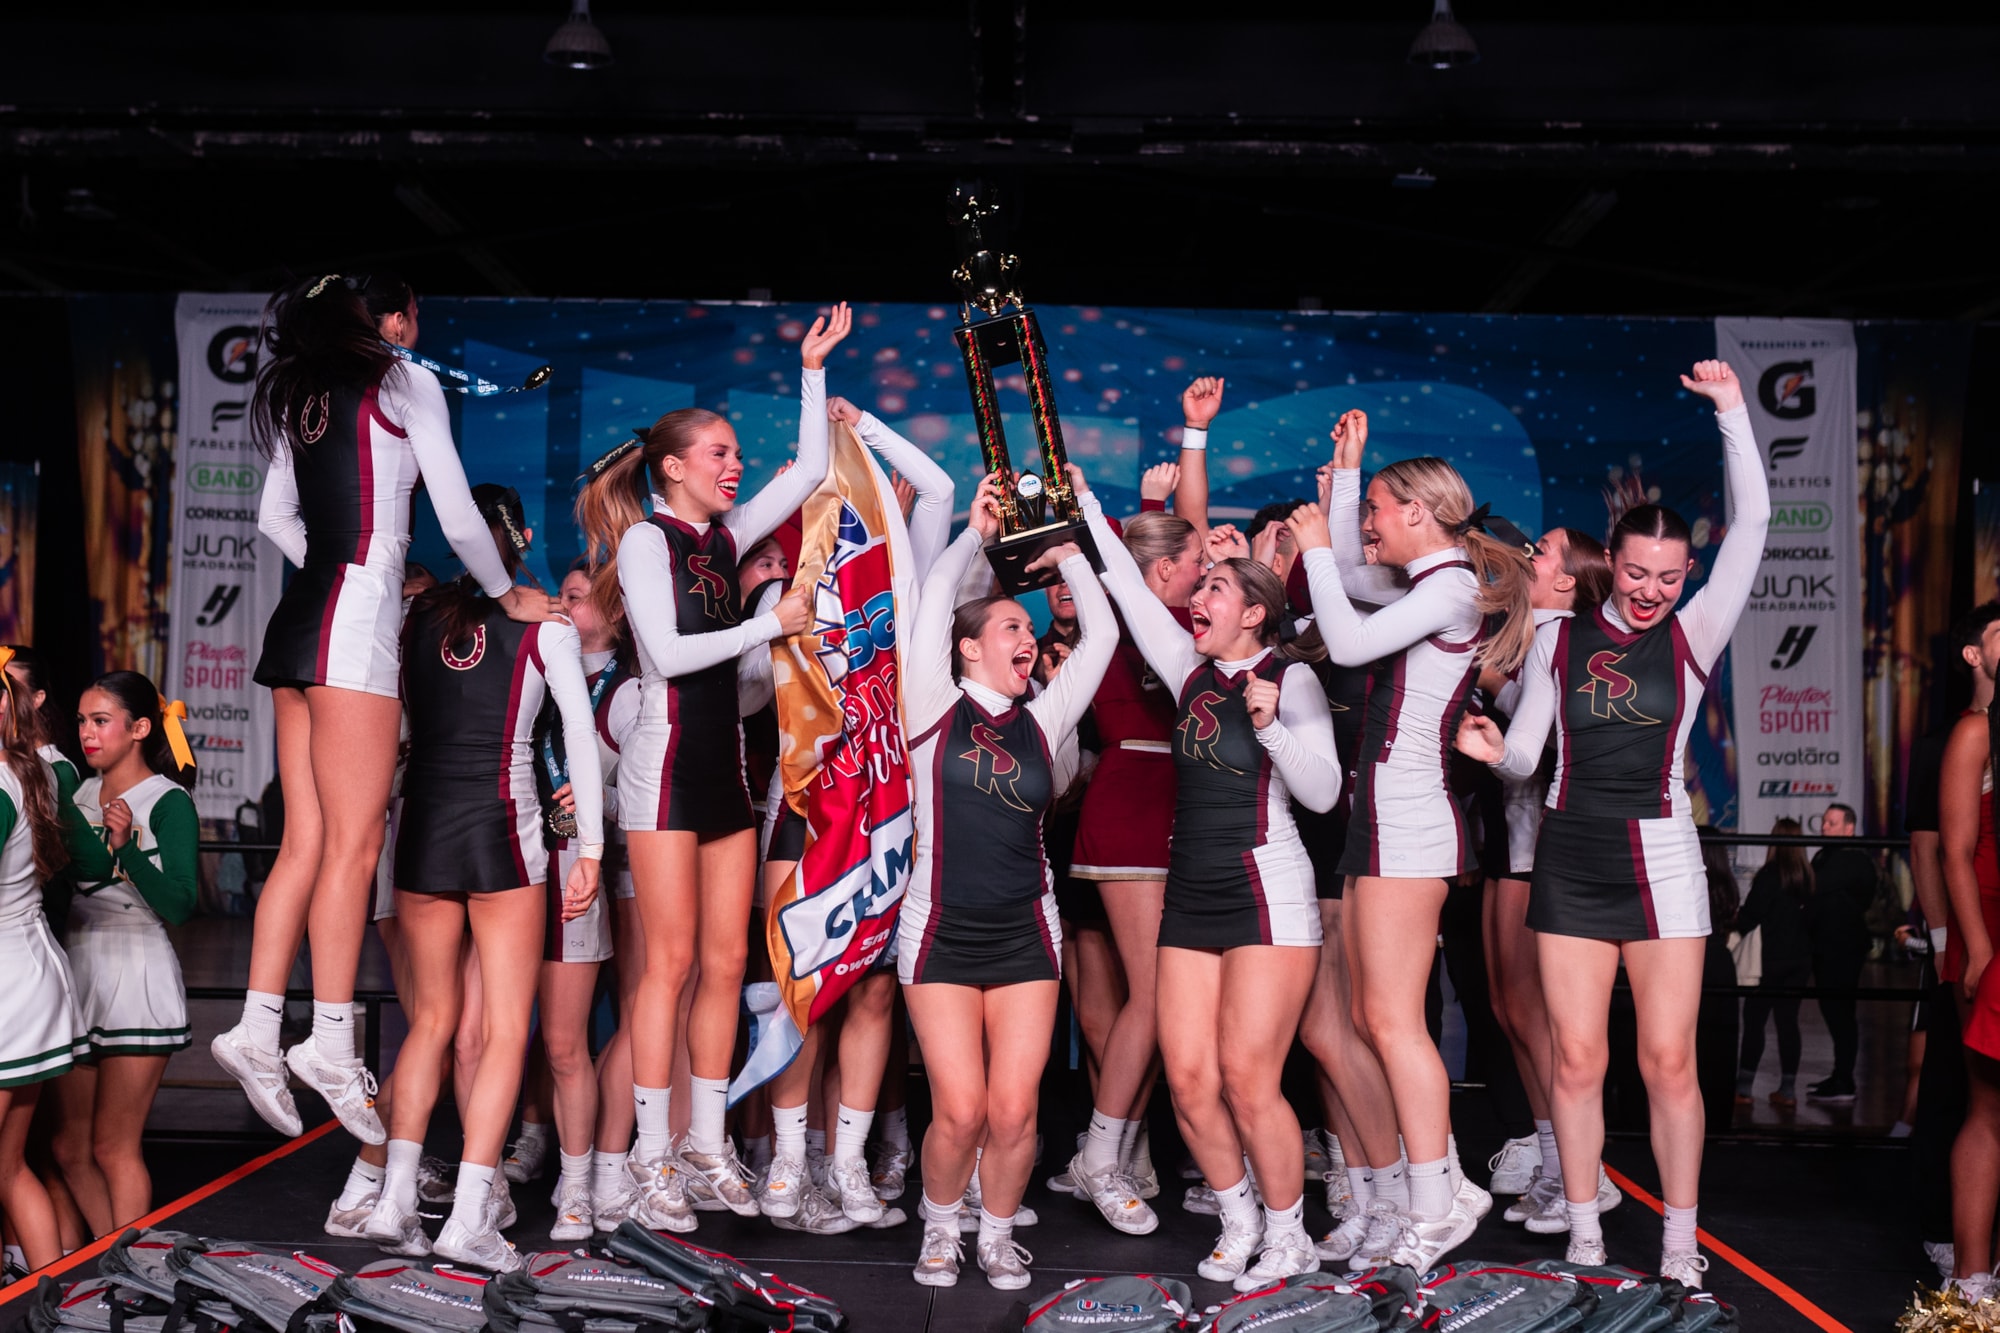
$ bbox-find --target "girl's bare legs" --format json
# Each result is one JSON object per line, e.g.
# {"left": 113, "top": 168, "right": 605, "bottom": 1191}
{"left": 48, "top": 1067, "right": 110, "bottom": 1237}
{"left": 89, "top": 1056, "right": 168, "bottom": 1227}
{"left": 0, "top": 1087, "right": 60, "bottom": 1269}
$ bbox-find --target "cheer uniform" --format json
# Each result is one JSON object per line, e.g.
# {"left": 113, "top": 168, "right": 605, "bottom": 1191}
{"left": 617, "top": 368, "right": 830, "bottom": 836}
{"left": 1959, "top": 774, "right": 2000, "bottom": 1058}
{"left": 1489, "top": 609, "right": 1571, "bottom": 879}
{"left": 0, "top": 762, "right": 84, "bottom": 1087}
{"left": 541, "top": 649, "right": 639, "bottom": 962}
{"left": 395, "top": 607, "right": 604, "bottom": 896}
{"left": 63, "top": 773, "right": 197, "bottom": 1057}
{"left": 1494, "top": 404, "right": 1768, "bottom": 941}
{"left": 897, "top": 529, "right": 1114, "bottom": 986}
{"left": 1086, "top": 497, "right": 1340, "bottom": 950}
{"left": 255, "top": 362, "right": 515, "bottom": 700}
{"left": 1070, "top": 606, "right": 1188, "bottom": 884}
{"left": 1282, "top": 564, "right": 1376, "bottom": 901}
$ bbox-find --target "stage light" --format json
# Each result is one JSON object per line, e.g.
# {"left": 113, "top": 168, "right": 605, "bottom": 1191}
{"left": 1408, "top": 0, "right": 1479, "bottom": 69}
{"left": 545, "top": 0, "right": 613, "bottom": 70}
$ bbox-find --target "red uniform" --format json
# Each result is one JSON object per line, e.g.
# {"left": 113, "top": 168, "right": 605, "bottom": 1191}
{"left": 1070, "top": 606, "right": 1191, "bottom": 882}
{"left": 1954, "top": 783, "right": 2000, "bottom": 1060}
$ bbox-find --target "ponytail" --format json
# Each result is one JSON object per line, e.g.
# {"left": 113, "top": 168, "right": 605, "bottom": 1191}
{"left": 0, "top": 651, "right": 65, "bottom": 880}
{"left": 1557, "top": 528, "right": 1611, "bottom": 612}
{"left": 250, "top": 272, "right": 411, "bottom": 461}
{"left": 1372, "top": 456, "right": 1535, "bottom": 675}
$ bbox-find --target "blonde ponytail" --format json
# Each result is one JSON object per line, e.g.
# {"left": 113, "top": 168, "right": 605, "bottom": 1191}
{"left": 1372, "top": 456, "right": 1535, "bottom": 675}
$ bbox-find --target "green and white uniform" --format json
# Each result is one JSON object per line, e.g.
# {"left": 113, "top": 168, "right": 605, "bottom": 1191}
{"left": 38, "top": 744, "right": 81, "bottom": 806}
{"left": 65, "top": 773, "right": 196, "bottom": 1056}
{"left": 0, "top": 760, "right": 84, "bottom": 1086}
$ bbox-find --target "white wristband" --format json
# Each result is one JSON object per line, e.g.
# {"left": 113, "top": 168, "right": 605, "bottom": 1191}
{"left": 579, "top": 842, "right": 605, "bottom": 861}
{"left": 1932, "top": 925, "right": 1949, "bottom": 956}
{"left": 1180, "top": 427, "right": 1209, "bottom": 452}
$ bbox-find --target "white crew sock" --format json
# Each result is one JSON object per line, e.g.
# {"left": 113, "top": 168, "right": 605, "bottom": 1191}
{"left": 1447, "top": 1134, "right": 1464, "bottom": 1193}
{"left": 558, "top": 1150, "right": 591, "bottom": 1193}
{"left": 384, "top": 1139, "right": 422, "bottom": 1215}
{"left": 1663, "top": 1203, "right": 1699, "bottom": 1254}
{"left": 1124, "top": 1122, "right": 1151, "bottom": 1175}
{"left": 311, "top": 1000, "right": 354, "bottom": 1061}
{"left": 593, "top": 1150, "right": 628, "bottom": 1197}
{"left": 920, "top": 1192, "right": 963, "bottom": 1231}
{"left": 515, "top": 1120, "right": 551, "bottom": 1151}
{"left": 1214, "top": 1175, "right": 1260, "bottom": 1228}
{"left": 1081, "top": 1109, "right": 1124, "bottom": 1174}
{"left": 688, "top": 1076, "right": 730, "bottom": 1156}
{"left": 1346, "top": 1165, "right": 1376, "bottom": 1208}
{"left": 335, "top": 1156, "right": 384, "bottom": 1210}
{"left": 1265, "top": 1196, "right": 1308, "bottom": 1245}
{"left": 1408, "top": 1157, "right": 1452, "bottom": 1223}
{"left": 240, "top": 990, "right": 285, "bottom": 1054}
{"left": 773, "top": 1103, "right": 808, "bottom": 1163}
{"left": 881, "top": 1106, "right": 911, "bottom": 1152}
{"left": 1535, "top": 1120, "right": 1561, "bottom": 1183}
{"left": 977, "top": 1207, "right": 1015, "bottom": 1248}
{"left": 633, "top": 1085, "right": 672, "bottom": 1162}
{"left": 834, "top": 1105, "right": 874, "bottom": 1166}
{"left": 1375, "top": 1160, "right": 1409, "bottom": 1210}
{"left": 449, "top": 1162, "right": 495, "bottom": 1232}
{"left": 1568, "top": 1197, "right": 1603, "bottom": 1247}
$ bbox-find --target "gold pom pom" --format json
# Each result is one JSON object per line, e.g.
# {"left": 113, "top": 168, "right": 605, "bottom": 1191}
{"left": 1899, "top": 1283, "right": 2000, "bottom": 1333}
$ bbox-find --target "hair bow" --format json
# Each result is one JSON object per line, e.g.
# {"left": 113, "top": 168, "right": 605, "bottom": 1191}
{"left": 1481, "top": 513, "right": 1537, "bottom": 559}
{"left": 0, "top": 648, "right": 15, "bottom": 717}
{"left": 305, "top": 273, "right": 341, "bottom": 299}
{"left": 158, "top": 697, "right": 197, "bottom": 772}
{"left": 1453, "top": 503, "right": 1492, "bottom": 538}
{"left": 494, "top": 492, "right": 529, "bottom": 552}
{"left": 583, "top": 435, "right": 643, "bottom": 483}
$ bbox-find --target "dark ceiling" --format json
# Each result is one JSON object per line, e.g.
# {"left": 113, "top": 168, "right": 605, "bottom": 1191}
{"left": 5, "top": 2, "right": 2000, "bottom": 317}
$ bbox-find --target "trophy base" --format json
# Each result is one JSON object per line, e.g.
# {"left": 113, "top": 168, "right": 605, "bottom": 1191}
{"left": 984, "top": 519, "right": 1103, "bottom": 596}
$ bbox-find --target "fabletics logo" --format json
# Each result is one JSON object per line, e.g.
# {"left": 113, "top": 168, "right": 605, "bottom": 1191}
{"left": 1768, "top": 624, "right": 1816, "bottom": 669}
{"left": 1577, "top": 651, "right": 1660, "bottom": 725}
{"left": 212, "top": 401, "right": 248, "bottom": 431}
{"left": 1768, "top": 436, "right": 1808, "bottom": 469}
{"left": 960, "top": 722, "right": 1030, "bottom": 811}
{"left": 1759, "top": 778, "right": 1838, "bottom": 798}
{"left": 442, "top": 626, "right": 487, "bottom": 671}
{"left": 195, "top": 584, "right": 243, "bottom": 627}
{"left": 1177, "top": 690, "right": 1247, "bottom": 773}
{"left": 1758, "top": 360, "right": 1816, "bottom": 419}
{"left": 190, "top": 463, "right": 262, "bottom": 495}
{"left": 207, "top": 326, "right": 258, "bottom": 384}
{"left": 684, "top": 553, "right": 739, "bottom": 625}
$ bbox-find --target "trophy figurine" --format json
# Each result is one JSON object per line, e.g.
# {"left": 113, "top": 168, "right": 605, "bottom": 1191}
{"left": 949, "top": 187, "right": 1102, "bottom": 594}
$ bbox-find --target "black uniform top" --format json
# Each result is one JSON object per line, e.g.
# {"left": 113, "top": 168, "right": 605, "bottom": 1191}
{"left": 647, "top": 512, "right": 743, "bottom": 727}
{"left": 1171, "top": 655, "right": 1285, "bottom": 875}
{"left": 935, "top": 696, "right": 1057, "bottom": 912}
{"left": 1551, "top": 608, "right": 1702, "bottom": 820}
{"left": 402, "top": 598, "right": 539, "bottom": 797}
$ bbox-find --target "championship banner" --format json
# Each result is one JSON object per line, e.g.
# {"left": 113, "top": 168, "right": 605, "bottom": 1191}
{"left": 170, "top": 294, "right": 282, "bottom": 823}
{"left": 1716, "top": 318, "right": 1862, "bottom": 836}
{"left": 731, "top": 423, "right": 916, "bottom": 1101}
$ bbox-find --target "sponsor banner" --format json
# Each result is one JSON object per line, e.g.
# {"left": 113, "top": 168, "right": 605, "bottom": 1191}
{"left": 171, "top": 295, "right": 279, "bottom": 820}
{"left": 1716, "top": 319, "right": 1861, "bottom": 835}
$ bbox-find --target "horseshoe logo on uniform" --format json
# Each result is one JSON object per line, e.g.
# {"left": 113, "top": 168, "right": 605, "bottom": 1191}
{"left": 442, "top": 625, "right": 487, "bottom": 671}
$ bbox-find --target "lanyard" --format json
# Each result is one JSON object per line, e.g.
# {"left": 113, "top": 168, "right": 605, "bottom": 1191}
{"left": 541, "top": 662, "right": 620, "bottom": 790}
{"left": 385, "top": 343, "right": 553, "bottom": 397}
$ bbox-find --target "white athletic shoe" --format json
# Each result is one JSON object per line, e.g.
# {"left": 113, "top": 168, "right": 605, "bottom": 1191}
{"left": 806, "top": 1143, "right": 829, "bottom": 1191}
{"left": 362, "top": 1195, "right": 431, "bottom": 1257}
{"left": 1659, "top": 1251, "right": 1710, "bottom": 1289}
{"left": 1234, "top": 1238, "right": 1320, "bottom": 1293}
{"left": 958, "top": 1203, "right": 1036, "bottom": 1234}
{"left": 1196, "top": 1214, "right": 1264, "bottom": 1283}
{"left": 1323, "top": 1163, "right": 1356, "bottom": 1221}
{"left": 434, "top": 1216, "right": 522, "bottom": 1273}
{"left": 1183, "top": 1184, "right": 1220, "bottom": 1215}
{"left": 1457, "top": 1176, "right": 1493, "bottom": 1224}
{"left": 1384, "top": 1197, "right": 1480, "bottom": 1273}
{"left": 1316, "top": 1213, "right": 1370, "bottom": 1263}
{"left": 1948, "top": 1272, "right": 1995, "bottom": 1304}
{"left": 770, "top": 1186, "right": 861, "bottom": 1235}
{"left": 283, "top": 1042, "right": 385, "bottom": 1144}
{"left": 912, "top": 1223, "right": 963, "bottom": 1287}
{"left": 1925, "top": 1241, "right": 1955, "bottom": 1280}
{"left": 416, "top": 1157, "right": 456, "bottom": 1205}
{"left": 1486, "top": 1134, "right": 1541, "bottom": 1194}
{"left": 489, "top": 1172, "right": 516, "bottom": 1230}
{"left": 977, "top": 1236, "right": 1033, "bottom": 1291}
{"left": 1505, "top": 1169, "right": 1560, "bottom": 1223}
{"left": 759, "top": 1154, "right": 807, "bottom": 1219}
{"left": 679, "top": 1142, "right": 759, "bottom": 1217}
{"left": 1595, "top": 1166, "right": 1623, "bottom": 1214}
{"left": 1323, "top": 1131, "right": 1347, "bottom": 1177}
{"left": 1045, "top": 1166, "right": 1082, "bottom": 1197}
{"left": 1523, "top": 1184, "right": 1572, "bottom": 1234}
{"left": 501, "top": 1132, "right": 549, "bottom": 1184}
{"left": 593, "top": 1179, "right": 638, "bottom": 1233}
{"left": 212, "top": 1025, "right": 304, "bottom": 1138}
{"left": 1301, "top": 1129, "right": 1329, "bottom": 1183}
{"left": 1566, "top": 1237, "right": 1607, "bottom": 1267}
{"left": 548, "top": 1178, "right": 593, "bottom": 1242}
{"left": 1353, "top": 1201, "right": 1409, "bottom": 1266}
{"left": 625, "top": 1154, "right": 695, "bottom": 1233}
{"left": 325, "top": 1193, "right": 376, "bottom": 1240}
{"left": 870, "top": 1145, "right": 912, "bottom": 1202}
{"left": 828, "top": 1157, "right": 887, "bottom": 1224}
{"left": 1067, "top": 1154, "right": 1160, "bottom": 1236}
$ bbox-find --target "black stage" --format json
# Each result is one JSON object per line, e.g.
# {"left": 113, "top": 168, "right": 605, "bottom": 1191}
{"left": 0, "top": 1086, "right": 1919, "bottom": 1333}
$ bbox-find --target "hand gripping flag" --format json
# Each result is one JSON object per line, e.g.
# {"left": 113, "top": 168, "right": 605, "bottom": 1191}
{"left": 730, "top": 422, "right": 916, "bottom": 1103}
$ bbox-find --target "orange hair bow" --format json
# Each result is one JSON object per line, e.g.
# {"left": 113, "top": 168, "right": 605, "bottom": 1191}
{"left": 158, "top": 697, "right": 196, "bottom": 771}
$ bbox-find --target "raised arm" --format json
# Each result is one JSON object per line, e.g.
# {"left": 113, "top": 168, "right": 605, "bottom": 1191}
{"left": 618, "top": 523, "right": 793, "bottom": 678}
{"left": 1257, "top": 662, "right": 1341, "bottom": 813}
{"left": 851, "top": 407, "right": 955, "bottom": 577}
{"left": 1079, "top": 485, "right": 1199, "bottom": 695}
{"left": 257, "top": 441, "right": 308, "bottom": 568}
{"left": 1291, "top": 532, "right": 1475, "bottom": 668}
{"left": 1676, "top": 367, "right": 1767, "bottom": 671}
{"left": 538, "top": 620, "right": 605, "bottom": 854}
{"left": 906, "top": 520, "right": 987, "bottom": 737}
{"left": 384, "top": 363, "right": 515, "bottom": 598}
{"left": 1025, "top": 552, "right": 1118, "bottom": 746}
{"left": 727, "top": 303, "right": 851, "bottom": 548}
{"left": 1323, "top": 460, "right": 1407, "bottom": 606}
{"left": 1172, "top": 377, "right": 1224, "bottom": 539}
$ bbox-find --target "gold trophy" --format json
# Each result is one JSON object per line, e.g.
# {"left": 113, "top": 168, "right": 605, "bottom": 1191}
{"left": 950, "top": 187, "right": 1102, "bottom": 595}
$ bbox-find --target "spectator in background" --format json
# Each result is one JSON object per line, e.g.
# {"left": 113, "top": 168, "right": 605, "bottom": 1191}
{"left": 1734, "top": 820, "right": 1814, "bottom": 1108}
{"left": 1807, "top": 803, "right": 1877, "bottom": 1104}
{"left": 1697, "top": 837, "right": 1741, "bottom": 1135}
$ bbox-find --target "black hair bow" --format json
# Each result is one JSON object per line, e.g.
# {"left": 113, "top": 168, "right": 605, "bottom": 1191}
{"left": 583, "top": 434, "right": 644, "bottom": 483}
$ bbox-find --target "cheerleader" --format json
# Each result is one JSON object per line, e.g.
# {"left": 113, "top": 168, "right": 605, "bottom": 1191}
{"left": 571, "top": 305, "right": 849, "bottom": 1229}
{"left": 362, "top": 486, "right": 603, "bottom": 1272}
{"left": 1084, "top": 473, "right": 1342, "bottom": 1291}
{"left": 1456, "top": 360, "right": 1765, "bottom": 1283}
{"left": 52, "top": 673, "right": 197, "bottom": 1235}
{"left": 216, "top": 272, "right": 558, "bottom": 1145}
{"left": 1285, "top": 438, "right": 1535, "bottom": 1272}
{"left": 0, "top": 649, "right": 83, "bottom": 1272}
{"left": 1, "top": 648, "right": 81, "bottom": 804}
{"left": 900, "top": 473, "right": 1115, "bottom": 1291}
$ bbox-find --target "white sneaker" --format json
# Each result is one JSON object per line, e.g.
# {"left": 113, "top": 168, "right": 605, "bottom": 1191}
{"left": 913, "top": 1223, "right": 963, "bottom": 1287}
{"left": 1234, "top": 1237, "right": 1319, "bottom": 1293}
{"left": 625, "top": 1154, "right": 695, "bottom": 1233}
{"left": 957, "top": 1202, "right": 1037, "bottom": 1234}
{"left": 1595, "top": 1166, "right": 1623, "bottom": 1214}
{"left": 1044, "top": 1166, "right": 1083, "bottom": 1197}
{"left": 362, "top": 1194, "right": 431, "bottom": 1257}
{"left": 1566, "top": 1236, "right": 1607, "bottom": 1267}
{"left": 1487, "top": 1134, "right": 1541, "bottom": 1194}
{"left": 1925, "top": 1241, "right": 1955, "bottom": 1280}
{"left": 1196, "top": 1214, "right": 1264, "bottom": 1283}
{"left": 1523, "top": 1184, "right": 1573, "bottom": 1235}
{"left": 679, "top": 1142, "right": 759, "bottom": 1217}
{"left": 1302, "top": 1129, "right": 1329, "bottom": 1183}
{"left": 977, "top": 1235, "right": 1033, "bottom": 1291}
{"left": 1323, "top": 1164, "right": 1356, "bottom": 1221}
{"left": 1457, "top": 1176, "right": 1493, "bottom": 1224}
{"left": 828, "top": 1156, "right": 887, "bottom": 1224}
{"left": 593, "top": 1179, "right": 638, "bottom": 1233}
{"left": 1659, "top": 1251, "right": 1710, "bottom": 1289}
{"left": 1316, "top": 1212, "right": 1370, "bottom": 1263}
{"left": 1505, "top": 1169, "right": 1560, "bottom": 1223}
{"left": 770, "top": 1185, "right": 861, "bottom": 1235}
{"left": 549, "top": 1179, "right": 593, "bottom": 1242}
{"left": 1068, "top": 1154, "right": 1159, "bottom": 1236}
{"left": 1128, "top": 1130, "right": 1161, "bottom": 1200}
{"left": 283, "top": 1042, "right": 385, "bottom": 1144}
{"left": 501, "top": 1132, "right": 549, "bottom": 1184}
{"left": 1385, "top": 1198, "right": 1479, "bottom": 1272}
{"left": 870, "top": 1145, "right": 912, "bottom": 1202}
{"left": 416, "top": 1157, "right": 456, "bottom": 1205}
{"left": 325, "top": 1193, "right": 376, "bottom": 1239}
{"left": 489, "top": 1172, "right": 516, "bottom": 1230}
{"left": 760, "top": 1154, "right": 807, "bottom": 1219}
{"left": 1948, "top": 1272, "right": 1995, "bottom": 1304}
{"left": 211, "top": 1026, "right": 302, "bottom": 1138}
{"left": 1183, "top": 1184, "right": 1220, "bottom": 1215}
{"left": 434, "top": 1217, "right": 522, "bottom": 1273}
{"left": 806, "top": 1143, "right": 829, "bottom": 1191}
{"left": 1353, "top": 1201, "right": 1407, "bottom": 1266}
